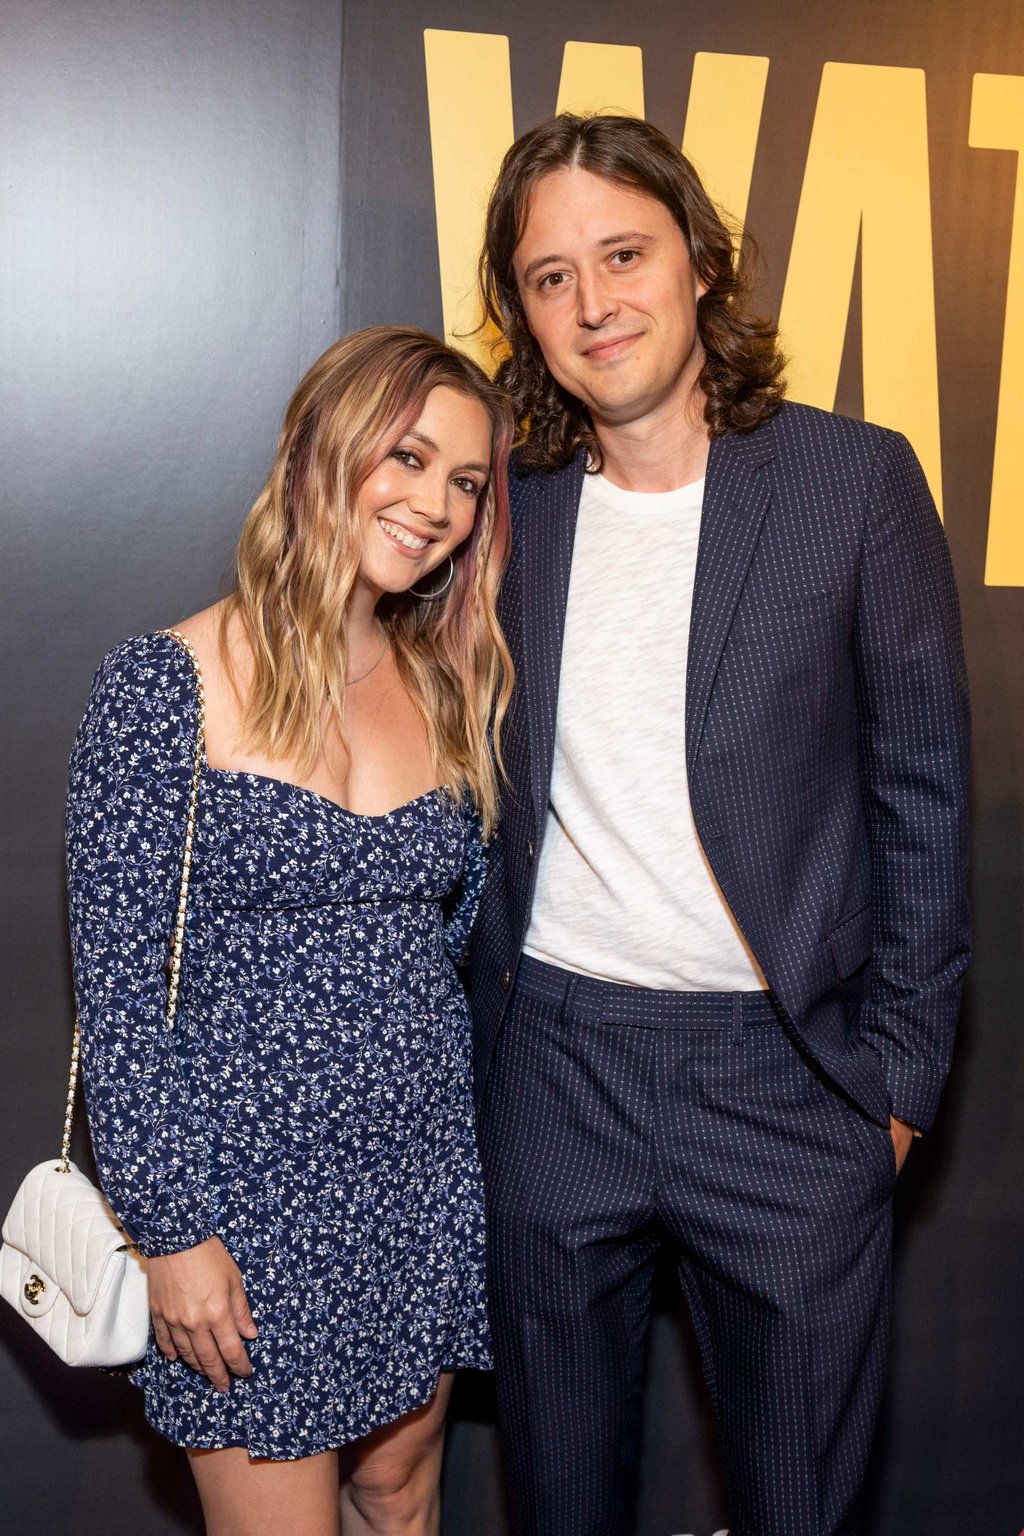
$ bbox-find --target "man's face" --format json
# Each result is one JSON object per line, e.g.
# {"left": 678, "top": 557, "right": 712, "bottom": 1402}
{"left": 512, "top": 166, "right": 709, "bottom": 431}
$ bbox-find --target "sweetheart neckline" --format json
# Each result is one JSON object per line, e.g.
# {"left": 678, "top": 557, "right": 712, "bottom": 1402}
{"left": 203, "top": 766, "right": 450, "bottom": 823}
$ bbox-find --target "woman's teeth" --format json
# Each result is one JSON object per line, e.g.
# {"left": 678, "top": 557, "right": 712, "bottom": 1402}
{"left": 379, "top": 518, "right": 430, "bottom": 551}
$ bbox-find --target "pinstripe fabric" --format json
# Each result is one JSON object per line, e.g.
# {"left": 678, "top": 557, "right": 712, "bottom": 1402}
{"left": 479, "top": 956, "right": 894, "bottom": 1536}
{"left": 469, "top": 401, "right": 969, "bottom": 1535}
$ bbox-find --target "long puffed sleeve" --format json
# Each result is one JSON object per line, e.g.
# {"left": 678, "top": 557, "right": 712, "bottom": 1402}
{"left": 66, "top": 633, "right": 216, "bottom": 1256}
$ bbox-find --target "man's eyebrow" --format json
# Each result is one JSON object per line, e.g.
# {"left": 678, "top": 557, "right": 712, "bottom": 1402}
{"left": 520, "top": 253, "right": 565, "bottom": 284}
{"left": 402, "top": 430, "right": 488, "bottom": 475}
{"left": 520, "top": 230, "right": 655, "bottom": 284}
{"left": 596, "top": 230, "right": 655, "bottom": 249}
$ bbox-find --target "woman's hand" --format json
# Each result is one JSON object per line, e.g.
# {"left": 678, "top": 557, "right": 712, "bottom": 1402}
{"left": 148, "top": 1236, "right": 258, "bottom": 1392}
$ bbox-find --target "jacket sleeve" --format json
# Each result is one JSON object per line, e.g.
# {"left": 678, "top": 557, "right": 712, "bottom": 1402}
{"left": 852, "top": 431, "right": 971, "bottom": 1131}
{"left": 66, "top": 635, "right": 217, "bottom": 1256}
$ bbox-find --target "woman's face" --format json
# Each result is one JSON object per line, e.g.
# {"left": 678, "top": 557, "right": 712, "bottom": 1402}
{"left": 354, "top": 384, "right": 492, "bottom": 602}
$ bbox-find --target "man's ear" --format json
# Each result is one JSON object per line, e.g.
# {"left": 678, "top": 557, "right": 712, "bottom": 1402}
{"left": 690, "top": 247, "right": 714, "bottom": 303}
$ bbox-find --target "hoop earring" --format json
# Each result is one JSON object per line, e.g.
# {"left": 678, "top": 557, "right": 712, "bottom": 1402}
{"left": 409, "top": 553, "right": 455, "bottom": 601}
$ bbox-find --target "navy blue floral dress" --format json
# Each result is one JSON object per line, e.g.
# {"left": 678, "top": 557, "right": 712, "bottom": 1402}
{"left": 65, "top": 632, "right": 491, "bottom": 1459}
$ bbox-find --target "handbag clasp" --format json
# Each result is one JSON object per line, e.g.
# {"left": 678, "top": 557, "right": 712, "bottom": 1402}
{"left": 23, "top": 1273, "right": 46, "bottom": 1306}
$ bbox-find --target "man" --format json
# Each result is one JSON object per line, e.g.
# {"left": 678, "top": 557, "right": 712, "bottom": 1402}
{"left": 468, "top": 114, "right": 970, "bottom": 1536}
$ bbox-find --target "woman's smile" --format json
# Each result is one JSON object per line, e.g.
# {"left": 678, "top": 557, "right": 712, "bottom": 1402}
{"left": 376, "top": 515, "right": 436, "bottom": 555}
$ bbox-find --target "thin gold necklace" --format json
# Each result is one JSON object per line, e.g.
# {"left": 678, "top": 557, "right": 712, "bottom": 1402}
{"left": 345, "top": 638, "right": 388, "bottom": 686}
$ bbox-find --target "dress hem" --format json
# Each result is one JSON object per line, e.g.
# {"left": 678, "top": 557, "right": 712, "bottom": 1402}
{"left": 142, "top": 1352, "right": 493, "bottom": 1461}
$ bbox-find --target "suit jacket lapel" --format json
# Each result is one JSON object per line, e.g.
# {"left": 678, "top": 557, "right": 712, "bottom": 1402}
{"left": 519, "top": 452, "right": 586, "bottom": 828}
{"left": 686, "top": 420, "right": 778, "bottom": 775}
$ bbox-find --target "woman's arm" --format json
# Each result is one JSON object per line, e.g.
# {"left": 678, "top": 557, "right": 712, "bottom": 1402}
{"left": 66, "top": 633, "right": 216, "bottom": 1257}
{"left": 67, "top": 634, "right": 258, "bottom": 1388}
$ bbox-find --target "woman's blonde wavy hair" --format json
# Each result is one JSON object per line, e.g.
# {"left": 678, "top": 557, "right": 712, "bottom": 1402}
{"left": 221, "top": 326, "right": 515, "bottom": 837}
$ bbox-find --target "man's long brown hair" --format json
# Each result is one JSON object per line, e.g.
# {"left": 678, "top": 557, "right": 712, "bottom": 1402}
{"left": 222, "top": 326, "right": 514, "bottom": 836}
{"left": 479, "top": 113, "right": 786, "bottom": 472}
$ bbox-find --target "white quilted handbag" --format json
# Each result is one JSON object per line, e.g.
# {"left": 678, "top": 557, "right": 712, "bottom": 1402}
{"left": 0, "top": 1157, "right": 150, "bottom": 1366}
{"left": 1, "top": 629, "right": 205, "bottom": 1367}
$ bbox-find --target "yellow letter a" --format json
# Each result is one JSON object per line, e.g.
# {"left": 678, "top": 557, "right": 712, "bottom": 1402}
{"left": 780, "top": 64, "right": 943, "bottom": 514}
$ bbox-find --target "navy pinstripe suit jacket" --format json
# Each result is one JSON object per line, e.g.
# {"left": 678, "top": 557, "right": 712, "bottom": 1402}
{"left": 469, "top": 401, "right": 970, "bottom": 1133}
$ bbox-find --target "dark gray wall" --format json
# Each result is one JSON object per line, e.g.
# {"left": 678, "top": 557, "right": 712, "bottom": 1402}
{"left": 1, "top": 2, "right": 341, "bottom": 1530}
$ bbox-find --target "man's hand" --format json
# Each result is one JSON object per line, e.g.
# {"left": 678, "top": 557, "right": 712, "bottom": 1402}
{"left": 889, "top": 1115, "right": 916, "bottom": 1175}
{"left": 148, "top": 1236, "right": 258, "bottom": 1392}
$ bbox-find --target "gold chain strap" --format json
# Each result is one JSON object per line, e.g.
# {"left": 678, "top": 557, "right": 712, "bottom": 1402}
{"left": 163, "top": 630, "right": 206, "bottom": 1031}
{"left": 58, "top": 630, "right": 206, "bottom": 1173}
{"left": 58, "top": 1028, "right": 81, "bottom": 1174}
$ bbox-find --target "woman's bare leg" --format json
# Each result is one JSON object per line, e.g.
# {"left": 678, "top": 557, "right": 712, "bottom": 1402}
{"left": 187, "top": 1445, "right": 341, "bottom": 1536}
{"left": 339, "top": 1373, "right": 454, "bottom": 1535}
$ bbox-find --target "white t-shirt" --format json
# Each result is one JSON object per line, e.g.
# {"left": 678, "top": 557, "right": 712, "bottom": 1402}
{"left": 522, "top": 469, "right": 767, "bottom": 991}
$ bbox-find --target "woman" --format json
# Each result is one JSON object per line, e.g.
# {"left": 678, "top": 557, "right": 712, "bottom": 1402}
{"left": 65, "top": 327, "right": 513, "bottom": 1535}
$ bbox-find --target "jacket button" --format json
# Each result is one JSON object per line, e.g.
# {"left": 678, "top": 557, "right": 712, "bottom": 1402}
{"left": 526, "top": 841, "right": 534, "bottom": 864}
{"left": 502, "top": 967, "right": 512, "bottom": 991}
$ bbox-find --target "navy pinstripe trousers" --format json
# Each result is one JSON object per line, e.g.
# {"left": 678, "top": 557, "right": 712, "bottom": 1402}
{"left": 477, "top": 955, "right": 894, "bottom": 1536}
